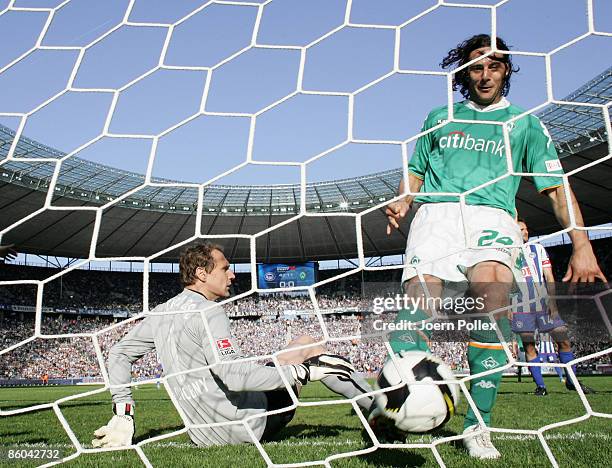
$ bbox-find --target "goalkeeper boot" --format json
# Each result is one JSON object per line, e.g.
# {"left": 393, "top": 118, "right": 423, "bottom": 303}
{"left": 533, "top": 386, "right": 548, "bottom": 396}
{"left": 462, "top": 424, "right": 501, "bottom": 459}
{"left": 566, "top": 379, "right": 595, "bottom": 394}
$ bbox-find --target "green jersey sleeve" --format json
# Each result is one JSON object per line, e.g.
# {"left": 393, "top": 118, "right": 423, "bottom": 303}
{"left": 524, "top": 117, "right": 564, "bottom": 192}
{"left": 408, "top": 113, "right": 436, "bottom": 180}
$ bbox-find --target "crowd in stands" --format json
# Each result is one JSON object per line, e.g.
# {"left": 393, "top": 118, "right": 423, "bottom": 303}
{"left": 0, "top": 312, "right": 471, "bottom": 380}
{"left": 0, "top": 237, "right": 610, "bottom": 382}
{"left": 1, "top": 305, "right": 609, "bottom": 381}
{"left": 0, "top": 314, "right": 161, "bottom": 380}
{"left": 1, "top": 236, "right": 610, "bottom": 313}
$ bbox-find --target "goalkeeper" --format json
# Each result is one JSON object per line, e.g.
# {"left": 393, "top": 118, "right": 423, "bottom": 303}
{"left": 383, "top": 34, "right": 606, "bottom": 459}
{"left": 93, "top": 242, "right": 373, "bottom": 448}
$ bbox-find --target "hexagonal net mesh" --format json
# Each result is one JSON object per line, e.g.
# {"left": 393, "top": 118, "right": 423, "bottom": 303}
{"left": 0, "top": 1, "right": 610, "bottom": 467}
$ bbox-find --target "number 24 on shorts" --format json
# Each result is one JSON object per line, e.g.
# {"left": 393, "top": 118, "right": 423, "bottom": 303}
{"left": 477, "top": 229, "right": 514, "bottom": 247}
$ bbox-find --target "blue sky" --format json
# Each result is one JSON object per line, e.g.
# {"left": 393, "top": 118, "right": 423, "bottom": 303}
{"left": 0, "top": 0, "right": 610, "bottom": 187}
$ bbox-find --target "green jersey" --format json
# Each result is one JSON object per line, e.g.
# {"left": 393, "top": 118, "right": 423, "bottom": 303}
{"left": 409, "top": 99, "right": 564, "bottom": 216}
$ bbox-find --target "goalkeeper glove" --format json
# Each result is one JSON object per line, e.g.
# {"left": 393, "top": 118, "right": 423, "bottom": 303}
{"left": 290, "top": 354, "right": 355, "bottom": 385}
{"left": 91, "top": 403, "right": 135, "bottom": 448}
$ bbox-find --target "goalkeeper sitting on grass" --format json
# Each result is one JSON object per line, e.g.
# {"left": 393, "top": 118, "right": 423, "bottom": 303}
{"left": 92, "top": 242, "right": 373, "bottom": 448}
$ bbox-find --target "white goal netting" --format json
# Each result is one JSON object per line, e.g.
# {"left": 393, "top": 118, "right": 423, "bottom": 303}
{"left": 0, "top": 0, "right": 610, "bottom": 467}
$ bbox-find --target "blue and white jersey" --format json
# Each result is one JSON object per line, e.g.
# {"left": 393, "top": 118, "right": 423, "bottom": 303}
{"left": 513, "top": 243, "right": 552, "bottom": 313}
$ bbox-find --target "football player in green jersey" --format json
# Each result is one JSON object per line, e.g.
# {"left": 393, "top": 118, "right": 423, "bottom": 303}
{"left": 381, "top": 34, "right": 606, "bottom": 459}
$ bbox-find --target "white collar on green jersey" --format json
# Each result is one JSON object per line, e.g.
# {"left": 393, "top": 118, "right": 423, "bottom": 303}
{"left": 465, "top": 97, "right": 510, "bottom": 112}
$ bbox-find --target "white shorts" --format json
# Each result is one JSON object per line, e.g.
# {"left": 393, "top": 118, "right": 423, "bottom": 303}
{"left": 401, "top": 202, "right": 522, "bottom": 284}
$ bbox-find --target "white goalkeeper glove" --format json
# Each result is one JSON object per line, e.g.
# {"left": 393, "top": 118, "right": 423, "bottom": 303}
{"left": 290, "top": 354, "right": 355, "bottom": 385}
{"left": 91, "top": 403, "right": 134, "bottom": 448}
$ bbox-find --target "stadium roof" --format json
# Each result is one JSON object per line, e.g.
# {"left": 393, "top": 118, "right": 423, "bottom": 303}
{"left": 0, "top": 67, "right": 610, "bottom": 263}
{"left": 538, "top": 66, "right": 610, "bottom": 155}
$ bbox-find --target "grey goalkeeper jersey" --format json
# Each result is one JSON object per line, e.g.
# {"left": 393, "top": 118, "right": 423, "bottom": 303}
{"left": 107, "top": 289, "right": 296, "bottom": 446}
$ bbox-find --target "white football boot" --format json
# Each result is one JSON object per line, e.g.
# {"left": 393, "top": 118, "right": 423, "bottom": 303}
{"left": 462, "top": 424, "right": 501, "bottom": 459}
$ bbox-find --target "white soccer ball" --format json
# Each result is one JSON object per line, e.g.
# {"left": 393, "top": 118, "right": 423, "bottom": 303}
{"left": 370, "top": 351, "right": 460, "bottom": 434}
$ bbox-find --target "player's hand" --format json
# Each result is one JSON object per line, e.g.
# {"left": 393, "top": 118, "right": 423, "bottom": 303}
{"left": 385, "top": 199, "right": 411, "bottom": 235}
{"left": 290, "top": 354, "right": 355, "bottom": 385}
{"left": 92, "top": 415, "right": 134, "bottom": 448}
{"left": 563, "top": 243, "right": 607, "bottom": 286}
{"left": 92, "top": 404, "right": 134, "bottom": 448}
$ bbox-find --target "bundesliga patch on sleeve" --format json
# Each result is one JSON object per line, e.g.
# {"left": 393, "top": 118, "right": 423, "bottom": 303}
{"left": 545, "top": 159, "right": 562, "bottom": 172}
{"left": 216, "top": 338, "right": 237, "bottom": 357}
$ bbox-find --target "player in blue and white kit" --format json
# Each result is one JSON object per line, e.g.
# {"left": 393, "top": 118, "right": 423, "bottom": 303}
{"left": 538, "top": 334, "right": 565, "bottom": 382}
{"left": 511, "top": 220, "right": 595, "bottom": 396}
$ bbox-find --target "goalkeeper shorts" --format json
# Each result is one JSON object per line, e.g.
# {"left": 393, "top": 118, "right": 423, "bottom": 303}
{"left": 260, "top": 362, "right": 297, "bottom": 441}
{"left": 401, "top": 202, "right": 522, "bottom": 284}
{"left": 260, "top": 387, "right": 298, "bottom": 441}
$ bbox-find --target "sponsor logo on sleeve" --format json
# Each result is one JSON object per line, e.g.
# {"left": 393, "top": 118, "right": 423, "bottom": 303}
{"left": 545, "top": 159, "right": 562, "bottom": 172}
{"left": 216, "top": 338, "right": 237, "bottom": 357}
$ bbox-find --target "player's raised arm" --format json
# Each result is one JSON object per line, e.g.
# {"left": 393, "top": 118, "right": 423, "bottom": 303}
{"left": 544, "top": 184, "right": 607, "bottom": 284}
{"left": 386, "top": 174, "right": 423, "bottom": 235}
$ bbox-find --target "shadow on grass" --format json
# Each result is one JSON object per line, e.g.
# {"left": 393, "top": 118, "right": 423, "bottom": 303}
{"left": 357, "top": 448, "right": 427, "bottom": 467}
{"left": 354, "top": 423, "right": 460, "bottom": 466}
{"left": 269, "top": 423, "right": 349, "bottom": 441}
{"left": 135, "top": 425, "right": 185, "bottom": 443}
{"left": 360, "top": 423, "right": 459, "bottom": 443}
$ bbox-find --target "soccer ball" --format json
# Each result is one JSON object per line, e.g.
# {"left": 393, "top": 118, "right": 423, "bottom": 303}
{"left": 369, "top": 351, "right": 460, "bottom": 435}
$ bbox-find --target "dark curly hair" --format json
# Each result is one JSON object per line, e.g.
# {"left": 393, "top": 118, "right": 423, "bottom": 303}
{"left": 440, "top": 34, "right": 519, "bottom": 99}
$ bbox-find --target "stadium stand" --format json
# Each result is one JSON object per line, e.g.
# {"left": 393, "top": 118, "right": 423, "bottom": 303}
{"left": 1, "top": 237, "right": 610, "bottom": 384}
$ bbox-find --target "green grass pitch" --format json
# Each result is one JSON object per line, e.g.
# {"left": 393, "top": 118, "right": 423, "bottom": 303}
{"left": 1, "top": 376, "right": 611, "bottom": 467}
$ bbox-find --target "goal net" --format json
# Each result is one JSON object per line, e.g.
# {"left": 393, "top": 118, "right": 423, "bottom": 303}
{"left": 0, "top": 1, "right": 610, "bottom": 467}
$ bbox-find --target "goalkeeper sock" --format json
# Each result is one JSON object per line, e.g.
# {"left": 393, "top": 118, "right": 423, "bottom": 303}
{"left": 528, "top": 356, "right": 546, "bottom": 388}
{"left": 389, "top": 308, "right": 432, "bottom": 354}
{"left": 464, "top": 341, "right": 507, "bottom": 430}
{"left": 559, "top": 351, "right": 576, "bottom": 379}
{"left": 321, "top": 371, "right": 374, "bottom": 411}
